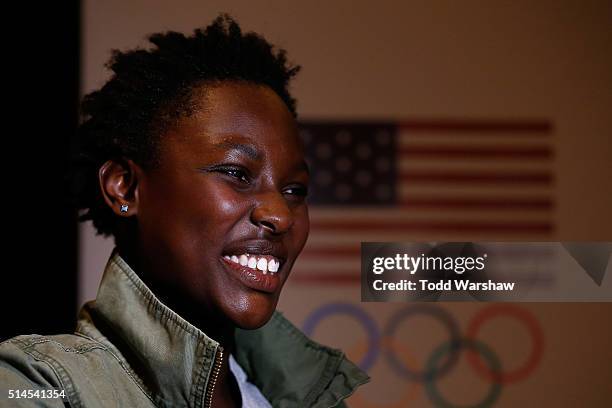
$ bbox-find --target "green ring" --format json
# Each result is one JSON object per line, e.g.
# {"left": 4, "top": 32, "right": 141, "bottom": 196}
{"left": 425, "top": 339, "right": 502, "bottom": 408}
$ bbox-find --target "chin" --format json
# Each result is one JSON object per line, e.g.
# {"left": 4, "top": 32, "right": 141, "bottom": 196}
{"left": 229, "top": 296, "right": 278, "bottom": 330}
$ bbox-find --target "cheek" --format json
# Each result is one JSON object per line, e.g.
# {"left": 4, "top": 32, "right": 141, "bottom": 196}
{"left": 185, "top": 184, "right": 251, "bottom": 247}
{"left": 216, "top": 193, "right": 243, "bottom": 219}
{"left": 142, "top": 175, "right": 247, "bottom": 247}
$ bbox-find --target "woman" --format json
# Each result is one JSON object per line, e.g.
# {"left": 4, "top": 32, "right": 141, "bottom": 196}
{"left": 0, "top": 15, "right": 369, "bottom": 407}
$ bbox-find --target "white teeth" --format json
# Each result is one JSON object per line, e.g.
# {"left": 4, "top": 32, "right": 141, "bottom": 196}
{"left": 257, "top": 258, "right": 268, "bottom": 274}
{"left": 247, "top": 257, "right": 257, "bottom": 269}
{"left": 225, "top": 253, "right": 281, "bottom": 274}
{"left": 239, "top": 255, "right": 248, "bottom": 266}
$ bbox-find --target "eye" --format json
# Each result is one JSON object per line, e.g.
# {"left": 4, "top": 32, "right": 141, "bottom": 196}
{"left": 217, "top": 166, "right": 251, "bottom": 184}
{"left": 283, "top": 184, "right": 309, "bottom": 198}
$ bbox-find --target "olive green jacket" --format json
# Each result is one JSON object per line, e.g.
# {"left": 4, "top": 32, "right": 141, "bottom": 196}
{"left": 0, "top": 250, "right": 369, "bottom": 407}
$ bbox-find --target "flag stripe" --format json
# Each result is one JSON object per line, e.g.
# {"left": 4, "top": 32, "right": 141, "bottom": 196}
{"left": 290, "top": 274, "right": 362, "bottom": 285}
{"left": 398, "top": 120, "right": 552, "bottom": 133}
{"left": 397, "top": 197, "right": 554, "bottom": 210}
{"left": 298, "top": 245, "right": 557, "bottom": 258}
{"left": 399, "top": 159, "right": 552, "bottom": 172}
{"left": 398, "top": 145, "right": 553, "bottom": 159}
{"left": 308, "top": 207, "right": 551, "bottom": 221}
{"left": 309, "top": 220, "right": 553, "bottom": 233}
{"left": 398, "top": 171, "right": 553, "bottom": 184}
{"left": 306, "top": 230, "right": 554, "bottom": 245}
{"left": 398, "top": 133, "right": 552, "bottom": 146}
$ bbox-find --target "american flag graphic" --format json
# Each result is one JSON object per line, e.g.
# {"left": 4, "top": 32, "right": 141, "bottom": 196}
{"left": 292, "top": 120, "right": 555, "bottom": 284}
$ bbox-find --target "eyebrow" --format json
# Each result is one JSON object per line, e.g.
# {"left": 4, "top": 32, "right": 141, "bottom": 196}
{"left": 211, "top": 138, "right": 310, "bottom": 175}
{"left": 213, "top": 141, "right": 262, "bottom": 161}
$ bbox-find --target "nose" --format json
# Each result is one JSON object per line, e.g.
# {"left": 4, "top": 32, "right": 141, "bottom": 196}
{"left": 250, "top": 191, "right": 293, "bottom": 235}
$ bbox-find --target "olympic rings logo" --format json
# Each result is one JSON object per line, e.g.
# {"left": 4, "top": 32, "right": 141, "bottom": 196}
{"left": 302, "top": 303, "right": 544, "bottom": 407}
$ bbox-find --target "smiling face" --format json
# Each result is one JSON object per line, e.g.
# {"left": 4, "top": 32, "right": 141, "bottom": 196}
{"left": 132, "top": 81, "right": 309, "bottom": 330}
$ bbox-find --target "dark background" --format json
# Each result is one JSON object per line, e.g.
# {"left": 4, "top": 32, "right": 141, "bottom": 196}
{"left": 2, "top": 1, "right": 80, "bottom": 340}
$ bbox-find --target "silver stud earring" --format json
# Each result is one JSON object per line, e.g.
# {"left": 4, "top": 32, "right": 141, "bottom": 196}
{"left": 120, "top": 204, "right": 129, "bottom": 213}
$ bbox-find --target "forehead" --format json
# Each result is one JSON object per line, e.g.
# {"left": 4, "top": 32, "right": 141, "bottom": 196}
{"left": 163, "top": 81, "right": 301, "bottom": 156}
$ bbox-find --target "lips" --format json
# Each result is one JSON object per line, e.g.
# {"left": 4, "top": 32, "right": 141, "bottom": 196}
{"left": 221, "top": 240, "right": 288, "bottom": 293}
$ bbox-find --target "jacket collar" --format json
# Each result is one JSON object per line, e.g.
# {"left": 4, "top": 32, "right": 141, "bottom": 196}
{"left": 76, "top": 249, "right": 369, "bottom": 407}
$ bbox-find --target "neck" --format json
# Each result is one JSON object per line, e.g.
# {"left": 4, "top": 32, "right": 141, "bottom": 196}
{"left": 115, "top": 243, "right": 236, "bottom": 352}
{"left": 105, "top": 243, "right": 243, "bottom": 407}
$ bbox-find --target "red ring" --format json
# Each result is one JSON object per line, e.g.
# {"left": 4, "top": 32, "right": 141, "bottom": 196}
{"left": 466, "top": 304, "right": 544, "bottom": 384}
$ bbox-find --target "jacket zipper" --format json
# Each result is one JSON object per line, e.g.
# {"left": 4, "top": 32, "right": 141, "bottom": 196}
{"left": 204, "top": 345, "right": 224, "bottom": 408}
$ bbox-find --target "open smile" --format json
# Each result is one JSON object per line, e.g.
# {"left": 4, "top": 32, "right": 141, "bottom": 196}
{"left": 220, "top": 255, "right": 282, "bottom": 293}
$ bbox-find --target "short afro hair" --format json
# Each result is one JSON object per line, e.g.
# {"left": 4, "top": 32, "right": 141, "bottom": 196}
{"left": 70, "top": 14, "right": 301, "bottom": 238}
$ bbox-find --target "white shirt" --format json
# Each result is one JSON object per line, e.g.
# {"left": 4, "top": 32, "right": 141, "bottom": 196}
{"left": 229, "top": 354, "right": 273, "bottom": 408}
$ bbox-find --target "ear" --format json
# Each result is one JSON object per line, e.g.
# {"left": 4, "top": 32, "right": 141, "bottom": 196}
{"left": 98, "top": 158, "right": 142, "bottom": 217}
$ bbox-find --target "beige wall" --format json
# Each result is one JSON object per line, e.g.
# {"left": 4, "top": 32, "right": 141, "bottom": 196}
{"left": 81, "top": 1, "right": 612, "bottom": 406}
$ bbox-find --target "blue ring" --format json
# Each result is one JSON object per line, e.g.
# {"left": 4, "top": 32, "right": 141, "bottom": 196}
{"left": 384, "top": 304, "right": 462, "bottom": 382}
{"left": 425, "top": 338, "right": 502, "bottom": 408}
{"left": 302, "top": 303, "right": 380, "bottom": 371}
